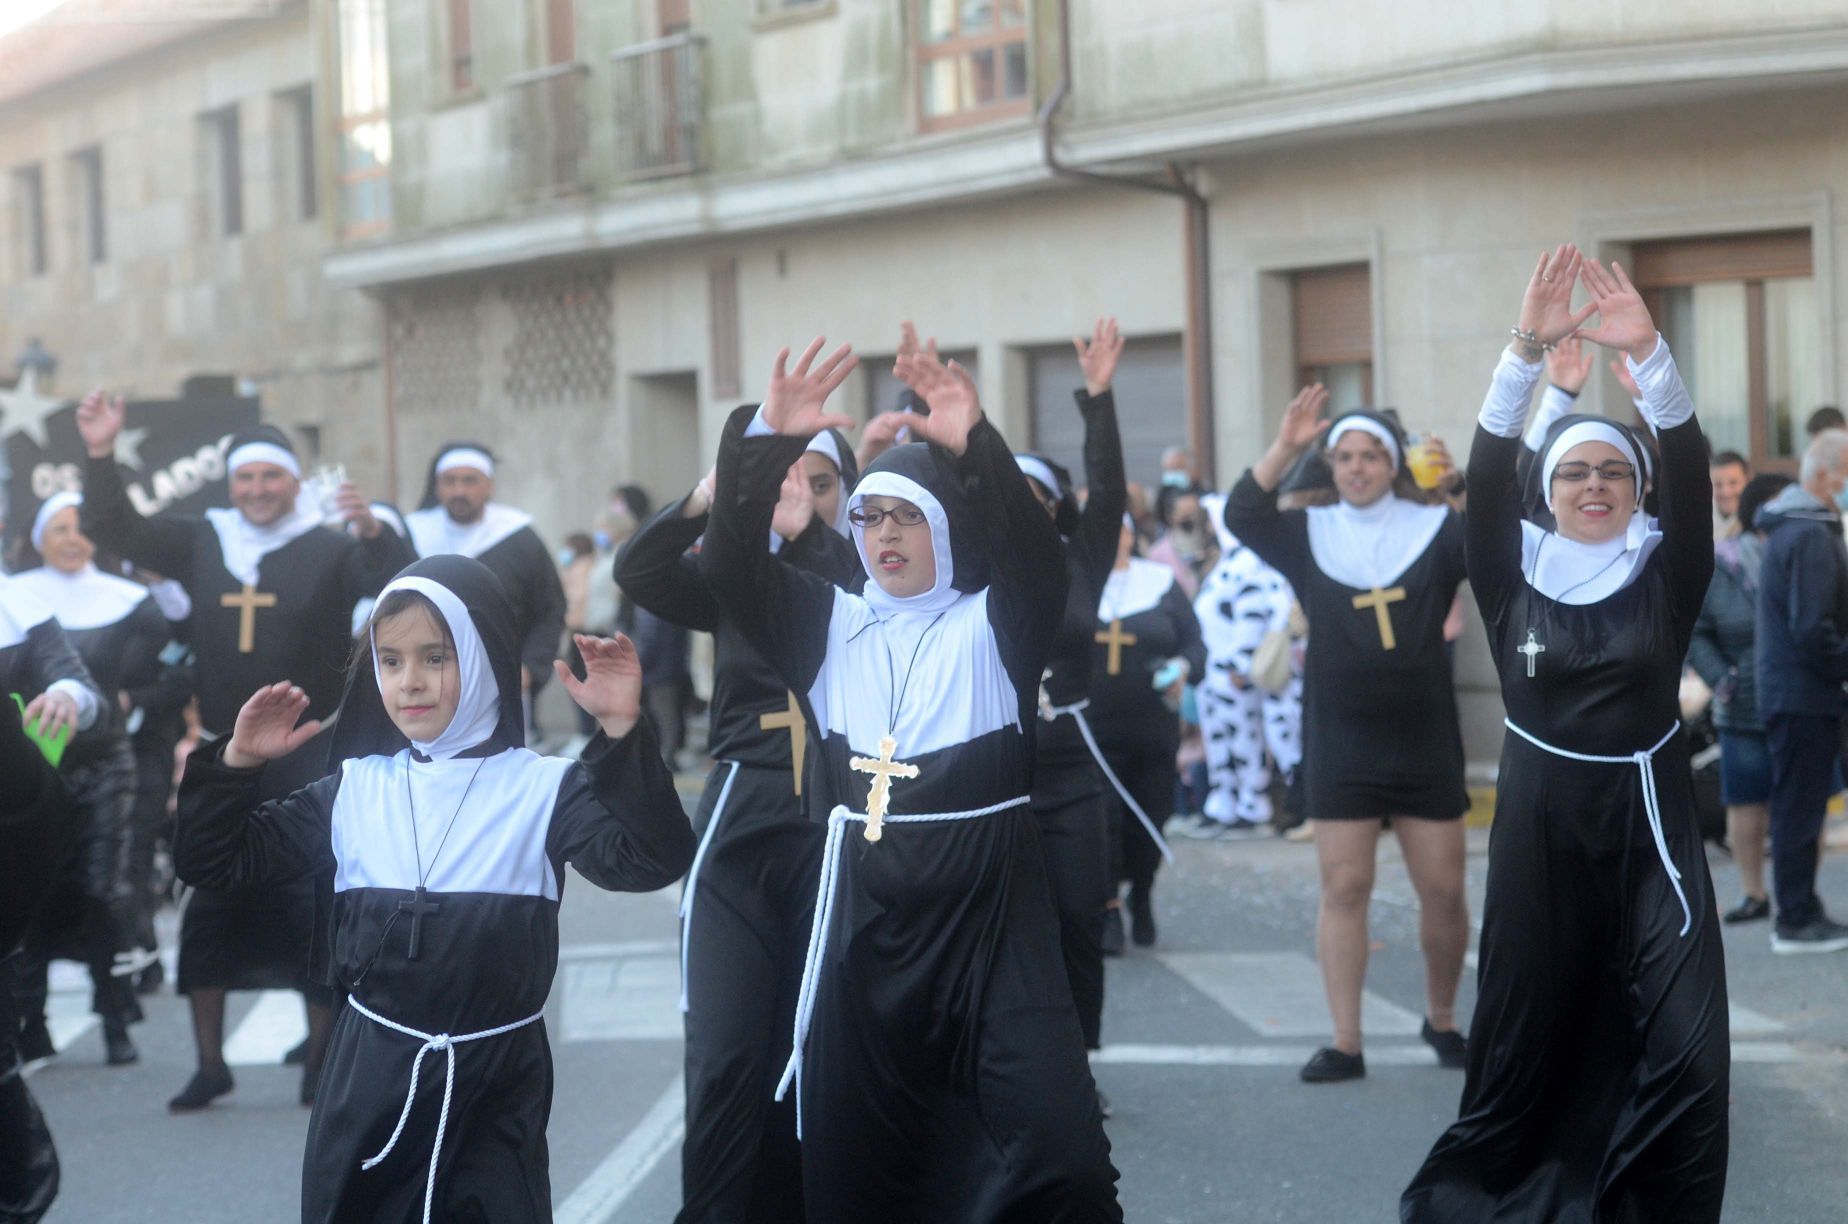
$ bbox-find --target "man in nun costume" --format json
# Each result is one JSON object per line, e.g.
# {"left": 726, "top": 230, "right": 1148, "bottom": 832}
{"left": 173, "top": 555, "right": 694, "bottom": 1222}
{"left": 615, "top": 426, "right": 859, "bottom": 1223}
{"left": 1403, "top": 246, "right": 1728, "bottom": 1222}
{"left": 699, "top": 339, "right": 1120, "bottom": 1221}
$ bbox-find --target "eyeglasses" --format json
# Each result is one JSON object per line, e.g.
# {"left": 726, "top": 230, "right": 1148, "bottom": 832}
{"left": 848, "top": 505, "right": 928, "bottom": 529}
{"left": 1552, "top": 461, "right": 1637, "bottom": 483}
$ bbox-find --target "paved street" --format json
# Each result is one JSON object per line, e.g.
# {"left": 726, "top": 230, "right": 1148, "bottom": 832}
{"left": 25, "top": 806, "right": 1848, "bottom": 1223}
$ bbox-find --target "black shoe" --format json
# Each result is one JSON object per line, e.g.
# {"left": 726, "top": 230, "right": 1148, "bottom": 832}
{"left": 1101, "top": 908, "right": 1126, "bottom": 957}
{"left": 282, "top": 1036, "right": 310, "bottom": 1067}
{"left": 136, "top": 960, "right": 165, "bottom": 996}
{"left": 1096, "top": 1089, "right": 1113, "bottom": 1119}
{"left": 168, "top": 1066, "right": 235, "bottom": 1112}
{"left": 1723, "top": 896, "right": 1771, "bottom": 924}
{"left": 1300, "top": 1047, "right": 1366, "bottom": 1083}
{"left": 1770, "top": 916, "right": 1848, "bottom": 955}
{"left": 1129, "top": 888, "right": 1157, "bottom": 948}
{"left": 1421, "top": 1020, "right": 1467, "bottom": 1069}
{"left": 16, "top": 1019, "right": 55, "bottom": 1065}
{"left": 103, "top": 1019, "right": 139, "bottom": 1067}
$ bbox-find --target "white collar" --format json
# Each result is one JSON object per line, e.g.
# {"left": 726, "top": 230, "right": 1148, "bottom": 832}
{"left": 1520, "top": 514, "right": 1661, "bottom": 605}
{"left": 1098, "top": 558, "right": 1175, "bottom": 622}
{"left": 7, "top": 564, "right": 150, "bottom": 632}
{"left": 405, "top": 502, "right": 533, "bottom": 560}
{"left": 1305, "top": 495, "right": 1448, "bottom": 590}
{"left": 0, "top": 576, "right": 56, "bottom": 650}
{"left": 371, "top": 575, "right": 501, "bottom": 761}
{"left": 204, "top": 503, "right": 326, "bottom": 588}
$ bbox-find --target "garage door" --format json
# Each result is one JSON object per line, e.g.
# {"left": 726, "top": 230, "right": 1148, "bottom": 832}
{"left": 1029, "top": 335, "right": 1185, "bottom": 492}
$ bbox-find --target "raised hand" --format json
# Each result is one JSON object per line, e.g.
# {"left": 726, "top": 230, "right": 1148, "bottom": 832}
{"left": 555, "top": 633, "right": 643, "bottom": 740}
{"left": 1277, "top": 384, "right": 1332, "bottom": 453}
{"left": 75, "top": 389, "right": 126, "bottom": 460}
{"left": 1514, "top": 244, "right": 1598, "bottom": 359}
{"left": 21, "top": 689, "right": 80, "bottom": 743}
{"left": 760, "top": 337, "right": 859, "bottom": 438}
{"left": 893, "top": 348, "right": 983, "bottom": 456}
{"left": 1546, "top": 335, "right": 1595, "bottom": 395}
{"left": 682, "top": 465, "right": 718, "bottom": 518}
{"left": 1575, "top": 259, "right": 1659, "bottom": 363}
{"left": 333, "top": 482, "right": 382, "bottom": 539}
{"left": 224, "top": 682, "right": 323, "bottom": 769}
{"left": 896, "top": 320, "right": 927, "bottom": 362}
{"left": 771, "top": 459, "right": 816, "bottom": 541}
{"left": 1075, "top": 316, "right": 1125, "bottom": 396}
{"left": 855, "top": 410, "right": 912, "bottom": 469}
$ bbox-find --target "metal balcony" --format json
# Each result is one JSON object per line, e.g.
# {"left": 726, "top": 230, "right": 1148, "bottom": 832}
{"left": 507, "top": 61, "right": 590, "bottom": 200}
{"left": 610, "top": 32, "right": 704, "bottom": 181}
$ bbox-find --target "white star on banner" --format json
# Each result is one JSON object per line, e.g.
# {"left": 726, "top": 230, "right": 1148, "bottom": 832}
{"left": 116, "top": 426, "right": 150, "bottom": 470}
{"left": 0, "top": 367, "right": 68, "bottom": 450}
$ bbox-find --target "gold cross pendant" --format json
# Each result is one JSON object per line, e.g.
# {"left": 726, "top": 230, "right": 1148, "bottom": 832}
{"left": 1095, "top": 618, "right": 1138, "bottom": 676}
{"left": 849, "top": 734, "right": 919, "bottom": 843}
{"left": 759, "top": 691, "right": 807, "bottom": 796}
{"left": 221, "top": 583, "right": 278, "bottom": 654}
{"left": 1350, "top": 586, "right": 1406, "bottom": 651}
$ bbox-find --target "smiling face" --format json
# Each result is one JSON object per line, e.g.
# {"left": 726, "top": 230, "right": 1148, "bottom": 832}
{"left": 437, "top": 466, "right": 492, "bottom": 525}
{"left": 1710, "top": 459, "right": 1747, "bottom": 518}
{"left": 373, "top": 599, "right": 461, "bottom": 743}
{"left": 859, "top": 494, "right": 937, "bottom": 598}
{"left": 801, "top": 450, "right": 843, "bottom": 529}
{"left": 1328, "top": 429, "right": 1396, "bottom": 508}
{"left": 1552, "top": 440, "right": 1638, "bottom": 545}
{"left": 40, "top": 506, "right": 94, "bottom": 574}
{"left": 230, "top": 461, "right": 301, "bottom": 527}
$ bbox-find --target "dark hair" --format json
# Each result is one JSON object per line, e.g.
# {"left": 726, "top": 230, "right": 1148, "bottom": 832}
{"left": 1806, "top": 406, "right": 1846, "bottom": 437}
{"left": 1738, "top": 472, "right": 1794, "bottom": 534}
{"left": 614, "top": 484, "right": 652, "bottom": 520}
{"left": 346, "top": 589, "right": 454, "bottom": 690}
{"left": 1710, "top": 450, "right": 1748, "bottom": 471}
{"left": 1156, "top": 483, "right": 1206, "bottom": 526}
{"left": 564, "top": 532, "right": 595, "bottom": 558}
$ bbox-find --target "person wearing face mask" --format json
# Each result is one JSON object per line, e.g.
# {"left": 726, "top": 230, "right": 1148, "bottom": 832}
{"left": 1224, "top": 391, "right": 1471, "bottom": 1086}
{"left": 1146, "top": 485, "right": 1215, "bottom": 598}
{"left": 1403, "top": 246, "right": 1728, "bottom": 1223}
{"left": 699, "top": 339, "right": 1120, "bottom": 1221}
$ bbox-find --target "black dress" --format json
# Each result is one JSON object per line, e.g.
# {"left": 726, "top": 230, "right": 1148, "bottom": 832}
{"left": 615, "top": 497, "right": 858, "bottom": 1224}
{"left": 1224, "top": 480, "right": 1468, "bottom": 820}
{"left": 1402, "top": 415, "right": 1728, "bottom": 1219}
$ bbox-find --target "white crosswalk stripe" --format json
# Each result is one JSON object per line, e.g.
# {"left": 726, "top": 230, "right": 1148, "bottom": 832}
{"left": 223, "top": 989, "right": 310, "bottom": 1067}
{"left": 1159, "top": 950, "right": 1423, "bottom": 1037}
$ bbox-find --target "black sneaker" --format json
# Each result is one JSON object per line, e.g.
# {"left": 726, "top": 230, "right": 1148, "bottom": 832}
{"left": 1129, "top": 887, "right": 1157, "bottom": 948}
{"left": 16, "top": 1018, "right": 55, "bottom": 1065}
{"left": 103, "top": 1019, "right": 139, "bottom": 1067}
{"left": 282, "top": 1036, "right": 310, "bottom": 1067}
{"left": 1421, "top": 1020, "right": 1468, "bottom": 1069}
{"left": 1300, "top": 1047, "right": 1365, "bottom": 1083}
{"left": 136, "top": 960, "right": 165, "bottom": 996}
{"left": 168, "top": 1066, "right": 235, "bottom": 1112}
{"left": 1723, "top": 896, "right": 1770, "bottom": 924}
{"left": 1101, "top": 907, "right": 1125, "bottom": 958}
{"left": 1770, "top": 917, "right": 1848, "bottom": 955}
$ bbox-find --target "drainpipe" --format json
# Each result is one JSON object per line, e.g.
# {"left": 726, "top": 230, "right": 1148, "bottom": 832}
{"left": 1038, "top": 0, "right": 1215, "bottom": 485}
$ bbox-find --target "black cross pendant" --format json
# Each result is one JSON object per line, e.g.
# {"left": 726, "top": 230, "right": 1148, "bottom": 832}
{"left": 397, "top": 886, "right": 442, "bottom": 961}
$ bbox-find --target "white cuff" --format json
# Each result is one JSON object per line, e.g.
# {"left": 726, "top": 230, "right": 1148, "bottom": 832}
{"left": 49, "top": 678, "right": 100, "bottom": 732}
{"left": 744, "top": 407, "right": 776, "bottom": 439}
{"left": 1627, "top": 334, "right": 1693, "bottom": 431}
{"left": 1479, "top": 348, "right": 1545, "bottom": 439}
{"left": 1525, "top": 384, "right": 1578, "bottom": 452}
{"left": 768, "top": 528, "right": 787, "bottom": 554}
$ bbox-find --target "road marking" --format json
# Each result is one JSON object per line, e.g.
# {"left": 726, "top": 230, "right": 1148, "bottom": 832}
{"left": 1159, "top": 950, "right": 1422, "bottom": 1037}
{"left": 553, "top": 1077, "right": 685, "bottom": 1224}
{"left": 1729, "top": 1003, "right": 1786, "bottom": 1035}
{"left": 1093, "top": 1040, "right": 1839, "bottom": 1068}
{"left": 224, "top": 989, "right": 310, "bottom": 1067}
{"left": 560, "top": 954, "right": 681, "bottom": 1041}
{"left": 46, "top": 991, "right": 97, "bottom": 1055}
{"left": 559, "top": 939, "right": 678, "bottom": 962}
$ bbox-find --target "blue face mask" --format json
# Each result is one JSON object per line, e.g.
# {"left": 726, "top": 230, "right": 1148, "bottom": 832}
{"left": 1160, "top": 470, "right": 1190, "bottom": 489}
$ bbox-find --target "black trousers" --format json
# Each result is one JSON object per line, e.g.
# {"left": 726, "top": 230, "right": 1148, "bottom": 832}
{"left": 0, "top": 967, "right": 60, "bottom": 1223}
{"left": 1031, "top": 789, "right": 1111, "bottom": 1049}
{"left": 1099, "top": 734, "right": 1178, "bottom": 896}
{"left": 126, "top": 740, "right": 175, "bottom": 953}
{"left": 1766, "top": 711, "right": 1842, "bottom": 928}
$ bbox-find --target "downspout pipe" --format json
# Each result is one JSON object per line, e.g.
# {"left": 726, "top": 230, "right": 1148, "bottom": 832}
{"left": 1038, "top": 0, "right": 1216, "bottom": 485}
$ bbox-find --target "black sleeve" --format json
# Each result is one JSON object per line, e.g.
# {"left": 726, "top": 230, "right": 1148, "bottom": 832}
{"left": 115, "top": 597, "right": 169, "bottom": 700}
{"left": 782, "top": 517, "right": 861, "bottom": 589}
{"left": 613, "top": 499, "right": 721, "bottom": 632}
{"left": 340, "top": 525, "right": 417, "bottom": 610}
{"left": 1073, "top": 388, "right": 1129, "bottom": 589}
{"left": 80, "top": 455, "right": 198, "bottom": 583}
{"left": 173, "top": 738, "right": 339, "bottom": 889}
{"left": 959, "top": 417, "right": 1070, "bottom": 694}
{"left": 0, "top": 698, "right": 64, "bottom": 951}
{"left": 1462, "top": 427, "right": 1525, "bottom": 631}
{"left": 518, "top": 531, "right": 569, "bottom": 681}
{"left": 1655, "top": 417, "right": 1716, "bottom": 651}
{"left": 1223, "top": 471, "right": 1312, "bottom": 594}
{"left": 21, "top": 619, "right": 103, "bottom": 714}
{"left": 696, "top": 406, "right": 838, "bottom": 694}
{"left": 545, "top": 718, "right": 695, "bottom": 891}
{"left": 1165, "top": 583, "right": 1208, "bottom": 681}
{"left": 126, "top": 644, "right": 194, "bottom": 723}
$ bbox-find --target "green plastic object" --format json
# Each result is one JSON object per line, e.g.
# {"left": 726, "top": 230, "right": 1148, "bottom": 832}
{"left": 10, "top": 692, "right": 72, "bottom": 767}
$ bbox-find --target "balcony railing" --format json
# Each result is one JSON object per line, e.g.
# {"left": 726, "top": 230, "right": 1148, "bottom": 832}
{"left": 507, "top": 61, "right": 590, "bottom": 200}
{"left": 610, "top": 33, "right": 704, "bottom": 181}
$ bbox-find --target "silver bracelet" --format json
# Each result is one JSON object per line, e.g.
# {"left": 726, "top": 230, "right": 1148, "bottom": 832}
{"left": 1509, "top": 326, "right": 1554, "bottom": 355}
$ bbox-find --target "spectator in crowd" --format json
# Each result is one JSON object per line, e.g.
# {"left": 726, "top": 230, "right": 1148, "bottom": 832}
{"left": 1805, "top": 406, "right": 1845, "bottom": 439}
{"left": 1709, "top": 450, "right": 1750, "bottom": 541}
{"left": 1146, "top": 484, "right": 1217, "bottom": 598}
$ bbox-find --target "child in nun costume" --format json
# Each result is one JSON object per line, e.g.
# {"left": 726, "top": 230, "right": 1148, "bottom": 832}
{"left": 1403, "top": 247, "right": 1728, "bottom": 1222}
{"left": 174, "top": 555, "right": 694, "bottom": 1223}
{"left": 698, "top": 339, "right": 1121, "bottom": 1222}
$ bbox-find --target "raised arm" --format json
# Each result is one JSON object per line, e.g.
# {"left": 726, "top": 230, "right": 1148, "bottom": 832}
{"left": 74, "top": 389, "right": 196, "bottom": 579}
{"left": 1071, "top": 316, "right": 1130, "bottom": 587}
{"left": 613, "top": 490, "right": 722, "bottom": 632}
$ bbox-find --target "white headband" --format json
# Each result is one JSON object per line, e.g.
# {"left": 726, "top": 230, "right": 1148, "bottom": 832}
{"left": 804, "top": 431, "right": 844, "bottom": 472}
{"left": 31, "top": 491, "right": 83, "bottom": 553}
{"left": 1541, "top": 420, "right": 1643, "bottom": 513}
{"left": 436, "top": 448, "right": 495, "bottom": 478}
{"left": 1015, "top": 456, "right": 1063, "bottom": 501}
{"left": 1326, "top": 416, "right": 1400, "bottom": 471}
{"left": 227, "top": 441, "right": 301, "bottom": 479}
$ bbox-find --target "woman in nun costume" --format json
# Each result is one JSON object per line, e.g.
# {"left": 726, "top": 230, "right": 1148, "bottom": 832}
{"left": 1402, "top": 247, "right": 1728, "bottom": 1222}
{"left": 174, "top": 555, "right": 694, "bottom": 1223}
{"left": 699, "top": 339, "right": 1120, "bottom": 1223}
{"left": 614, "top": 427, "right": 858, "bottom": 1223}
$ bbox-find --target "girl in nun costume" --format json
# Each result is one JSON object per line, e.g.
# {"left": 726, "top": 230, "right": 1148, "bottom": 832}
{"left": 1403, "top": 247, "right": 1728, "bottom": 1223}
{"left": 174, "top": 555, "right": 694, "bottom": 1223}
{"left": 614, "top": 426, "right": 859, "bottom": 1223}
{"left": 699, "top": 339, "right": 1121, "bottom": 1222}
{"left": 1224, "top": 397, "right": 1471, "bottom": 1083}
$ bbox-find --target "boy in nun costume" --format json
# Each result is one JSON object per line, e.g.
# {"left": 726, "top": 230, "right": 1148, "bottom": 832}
{"left": 174, "top": 555, "right": 695, "bottom": 1222}
{"left": 699, "top": 339, "right": 1121, "bottom": 1221}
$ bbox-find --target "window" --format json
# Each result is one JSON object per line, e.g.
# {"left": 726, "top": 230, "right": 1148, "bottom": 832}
{"left": 337, "top": 0, "right": 392, "bottom": 239}
{"left": 201, "top": 105, "right": 243, "bottom": 236}
{"left": 12, "top": 164, "right": 46, "bottom": 276}
{"left": 916, "top": 0, "right": 1029, "bottom": 131}
{"left": 1292, "top": 263, "right": 1374, "bottom": 411}
{"left": 1632, "top": 230, "right": 1819, "bottom": 464}
{"left": 276, "top": 86, "right": 318, "bottom": 222}
{"left": 68, "top": 146, "right": 106, "bottom": 263}
{"left": 446, "top": 0, "right": 474, "bottom": 91}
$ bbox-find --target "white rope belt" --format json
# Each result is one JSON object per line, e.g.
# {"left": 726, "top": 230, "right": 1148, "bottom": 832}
{"left": 678, "top": 760, "right": 742, "bottom": 1014}
{"left": 347, "top": 995, "right": 545, "bottom": 1224}
{"left": 1045, "top": 699, "right": 1176, "bottom": 865}
{"left": 1502, "top": 718, "right": 1690, "bottom": 937}
{"left": 776, "top": 793, "right": 1032, "bottom": 1140}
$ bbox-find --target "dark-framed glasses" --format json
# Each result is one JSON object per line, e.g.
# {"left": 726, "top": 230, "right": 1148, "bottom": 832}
{"left": 848, "top": 504, "right": 928, "bottom": 529}
{"left": 1552, "top": 461, "right": 1636, "bottom": 483}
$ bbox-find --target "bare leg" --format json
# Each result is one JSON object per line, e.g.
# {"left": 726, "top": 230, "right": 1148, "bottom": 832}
{"left": 1314, "top": 820, "right": 1382, "bottom": 1054}
{"left": 1728, "top": 803, "right": 1770, "bottom": 900}
{"left": 1394, "top": 817, "right": 1470, "bottom": 1032}
{"left": 189, "top": 987, "right": 227, "bottom": 1072}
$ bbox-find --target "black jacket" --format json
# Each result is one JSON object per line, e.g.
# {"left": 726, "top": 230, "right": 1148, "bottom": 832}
{"left": 1754, "top": 486, "right": 1848, "bottom": 719}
